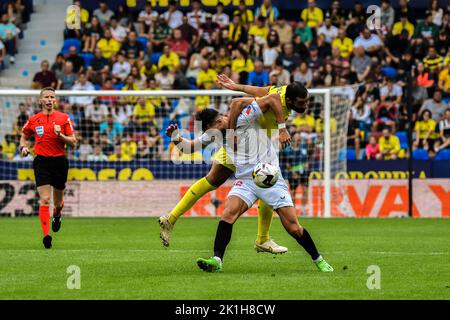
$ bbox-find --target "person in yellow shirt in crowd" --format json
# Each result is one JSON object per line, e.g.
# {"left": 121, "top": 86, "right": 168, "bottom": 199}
{"left": 73, "top": 1, "right": 89, "bottom": 26}
{"left": 122, "top": 75, "right": 141, "bottom": 105}
{"left": 215, "top": 47, "right": 231, "bottom": 73}
{"left": 392, "top": 12, "right": 414, "bottom": 38}
{"left": 377, "top": 128, "right": 402, "bottom": 160}
{"left": 197, "top": 60, "right": 218, "bottom": 89}
{"left": 108, "top": 144, "right": 132, "bottom": 161}
{"left": 228, "top": 13, "right": 248, "bottom": 46}
{"left": 249, "top": 16, "right": 269, "bottom": 45}
{"left": 254, "top": 0, "right": 279, "bottom": 25}
{"left": 140, "top": 60, "right": 158, "bottom": 80}
{"left": 1, "top": 134, "right": 16, "bottom": 160}
{"left": 231, "top": 47, "right": 254, "bottom": 83}
{"left": 301, "top": 0, "right": 323, "bottom": 29}
{"left": 133, "top": 97, "right": 157, "bottom": 127}
{"left": 414, "top": 109, "right": 438, "bottom": 151}
{"left": 158, "top": 45, "right": 180, "bottom": 72}
{"left": 120, "top": 133, "right": 137, "bottom": 160}
{"left": 332, "top": 28, "right": 353, "bottom": 59}
{"left": 195, "top": 92, "right": 211, "bottom": 112}
{"left": 97, "top": 29, "right": 121, "bottom": 59}
{"left": 234, "top": 0, "right": 254, "bottom": 27}
{"left": 292, "top": 112, "right": 315, "bottom": 135}
{"left": 438, "top": 62, "right": 450, "bottom": 94}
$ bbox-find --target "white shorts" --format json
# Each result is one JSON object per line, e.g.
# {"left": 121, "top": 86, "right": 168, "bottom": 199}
{"left": 228, "top": 178, "right": 294, "bottom": 210}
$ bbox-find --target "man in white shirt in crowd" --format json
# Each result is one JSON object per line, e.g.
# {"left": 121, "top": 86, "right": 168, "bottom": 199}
{"left": 187, "top": 0, "right": 206, "bottom": 29}
{"left": 317, "top": 15, "right": 338, "bottom": 44}
{"left": 163, "top": 0, "right": 183, "bottom": 30}
{"left": 138, "top": 2, "right": 158, "bottom": 35}
{"left": 69, "top": 73, "right": 95, "bottom": 107}
{"left": 112, "top": 52, "right": 131, "bottom": 82}
{"left": 354, "top": 27, "right": 383, "bottom": 57}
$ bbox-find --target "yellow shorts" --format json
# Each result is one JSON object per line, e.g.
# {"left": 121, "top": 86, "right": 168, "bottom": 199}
{"left": 211, "top": 147, "right": 236, "bottom": 172}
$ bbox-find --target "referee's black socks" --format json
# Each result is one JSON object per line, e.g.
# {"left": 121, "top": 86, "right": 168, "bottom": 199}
{"left": 295, "top": 228, "right": 320, "bottom": 261}
{"left": 214, "top": 220, "right": 233, "bottom": 260}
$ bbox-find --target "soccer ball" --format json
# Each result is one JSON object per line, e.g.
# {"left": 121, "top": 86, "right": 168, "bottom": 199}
{"left": 252, "top": 163, "right": 279, "bottom": 188}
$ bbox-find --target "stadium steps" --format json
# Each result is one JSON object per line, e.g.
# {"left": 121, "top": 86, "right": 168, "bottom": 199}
{"left": 0, "top": 0, "right": 72, "bottom": 88}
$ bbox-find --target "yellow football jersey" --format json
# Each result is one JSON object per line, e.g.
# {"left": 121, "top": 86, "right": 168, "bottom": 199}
{"left": 257, "top": 85, "right": 290, "bottom": 134}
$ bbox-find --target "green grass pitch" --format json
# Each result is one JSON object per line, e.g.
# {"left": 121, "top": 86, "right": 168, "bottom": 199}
{"left": 0, "top": 217, "right": 449, "bottom": 300}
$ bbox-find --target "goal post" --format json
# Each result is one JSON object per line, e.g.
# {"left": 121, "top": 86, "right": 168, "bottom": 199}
{"left": 0, "top": 87, "right": 354, "bottom": 218}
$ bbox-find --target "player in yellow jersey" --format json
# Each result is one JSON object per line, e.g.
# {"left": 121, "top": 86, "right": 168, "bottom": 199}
{"left": 159, "top": 74, "right": 310, "bottom": 253}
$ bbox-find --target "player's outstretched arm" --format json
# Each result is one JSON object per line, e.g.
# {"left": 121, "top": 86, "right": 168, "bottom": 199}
{"left": 166, "top": 124, "right": 203, "bottom": 154}
{"left": 216, "top": 74, "right": 271, "bottom": 98}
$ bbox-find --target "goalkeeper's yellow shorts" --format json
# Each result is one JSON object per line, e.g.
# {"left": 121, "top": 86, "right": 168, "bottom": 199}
{"left": 211, "top": 146, "right": 236, "bottom": 172}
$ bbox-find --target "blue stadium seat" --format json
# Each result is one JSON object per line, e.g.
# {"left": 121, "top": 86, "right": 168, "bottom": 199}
{"left": 113, "top": 83, "right": 124, "bottom": 90}
{"left": 137, "top": 37, "right": 148, "bottom": 53}
{"left": 61, "top": 38, "right": 81, "bottom": 55}
{"left": 412, "top": 148, "right": 429, "bottom": 160}
{"left": 435, "top": 149, "right": 450, "bottom": 160}
{"left": 94, "top": 84, "right": 102, "bottom": 90}
{"left": 346, "top": 148, "right": 357, "bottom": 160}
{"left": 396, "top": 131, "right": 408, "bottom": 150}
{"left": 150, "top": 52, "right": 162, "bottom": 65}
{"left": 79, "top": 52, "right": 94, "bottom": 69}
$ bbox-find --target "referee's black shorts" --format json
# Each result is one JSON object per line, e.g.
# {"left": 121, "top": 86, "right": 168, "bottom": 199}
{"left": 33, "top": 155, "right": 69, "bottom": 190}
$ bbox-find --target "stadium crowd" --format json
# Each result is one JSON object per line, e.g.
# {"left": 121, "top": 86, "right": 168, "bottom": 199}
{"left": 1, "top": 0, "right": 450, "bottom": 164}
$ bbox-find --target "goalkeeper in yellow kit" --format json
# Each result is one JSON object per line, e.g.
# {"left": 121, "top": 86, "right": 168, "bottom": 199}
{"left": 159, "top": 74, "right": 310, "bottom": 254}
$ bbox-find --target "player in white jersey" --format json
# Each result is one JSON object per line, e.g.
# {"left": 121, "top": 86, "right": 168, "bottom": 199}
{"left": 194, "top": 95, "right": 334, "bottom": 273}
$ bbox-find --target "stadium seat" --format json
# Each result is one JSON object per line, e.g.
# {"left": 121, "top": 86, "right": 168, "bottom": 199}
{"left": 61, "top": 38, "right": 81, "bottom": 55}
{"left": 79, "top": 52, "right": 94, "bottom": 69}
{"left": 150, "top": 52, "right": 162, "bottom": 65}
{"left": 396, "top": 131, "right": 408, "bottom": 150}
{"left": 113, "top": 83, "right": 124, "bottom": 90}
{"left": 346, "top": 148, "right": 357, "bottom": 160}
{"left": 412, "top": 148, "right": 429, "bottom": 160}
{"left": 434, "top": 149, "right": 450, "bottom": 160}
{"left": 137, "top": 37, "right": 148, "bottom": 53}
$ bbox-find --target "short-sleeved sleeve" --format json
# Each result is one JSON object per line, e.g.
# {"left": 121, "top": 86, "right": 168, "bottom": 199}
{"left": 63, "top": 116, "right": 74, "bottom": 135}
{"left": 236, "top": 101, "right": 263, "bottom": 129}
{"left": 22, "top": 119, "right": 33, "bottom": 137}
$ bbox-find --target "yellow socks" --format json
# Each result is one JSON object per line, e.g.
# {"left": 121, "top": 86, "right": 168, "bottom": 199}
{"left": 256, "top": 200, "right": 274, "bottom": 244}
{"left": 168, "top": 177, "right": 216, "bottom": 225}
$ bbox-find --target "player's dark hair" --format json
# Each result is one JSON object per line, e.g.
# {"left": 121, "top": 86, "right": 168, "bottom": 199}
{"left": 286, "top": 81, "right": 308, "bottom": 101}
{"left": 196, "top": 108, "right": 220, "bottom": 132}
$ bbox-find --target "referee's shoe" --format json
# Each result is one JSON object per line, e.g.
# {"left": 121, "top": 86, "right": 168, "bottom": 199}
{"left": 43, "top": 235, "right": 52, "bottom": 249}
{"left": 52, "top": 203, "right": 63, "bottom": 232}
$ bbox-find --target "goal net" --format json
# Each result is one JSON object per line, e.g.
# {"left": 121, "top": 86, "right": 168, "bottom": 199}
{"left": 0, "top": 87, "right": 356, "bottom": 217}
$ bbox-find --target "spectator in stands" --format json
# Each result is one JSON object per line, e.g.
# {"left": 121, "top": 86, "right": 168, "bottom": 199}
{"left": 294, "top": 19, "right": 312, "bottom": 47}
{"left": 392, "top": 12, "right": 414, "bottom": 39}
{"left": 98, "top": 77, "right": 118, "bottom": 106}
{"left": 0, "top": 145, "right": 4, "bottom": 159}
{"left": 120, "top": 133, "right": 137, "bottom": 160}
{"left": 228, "top": 13, "right": 247, "bottom": 49}
{"left": 354, "top": 27, "right": 383, "bottom": 57}
{"left": 1, "top": 134, "right": 15, "bottom": 160}
{"left": 169, "top": 29, "right": 190, "bottom": 67}
{"left": 416, "top": 61, "right": 435, "bottom": 90}
{"left": 187, "top": 0, "right": 205, "bottom": 30}
{"left": 149, "top": 15, "right": 172, "bottom": 53}
{"left": 155, "top": 65, "right": 175, "bottom": 89}
{"left": 270, "top": 58, "right": 290, "bottom": 85}
{"left": 345, "top": 12, "right": 364, "bottom": 41}
{"left": 83, "top": 16, "right": 103, "bottom": 53}
{"left": 140, "top": 59, "right": 158, "bottom": 80}
{"left": 135, "top": 139, "right": 151, "bottom": 160}
{"left": 78, "top": 137, "right": 93, "bottom": 161}
{"left": 84, "top": 98, "right": 109, "bottom": 134}
{"left": 87, "top": 47, "right": 110, "bottom": 84}
{"left": 121, "top": 31, "right": 145, "bottom": 64}
{"left": 0, "top": 13, "right": 17, "bottom": 64}
{"left": 88, "top": 145, "right": 108, "bottom": 161}
{"left": 292, "top": 33, "right": 309, "bottom": 61}
{"left": 231, "top": 47, "right": 254, "bottom": 83}
{"left": 327, "top": 46, "right": 350, "bottom": 78}
{"left": 109, "top": 15, "right": 127, "bottom": 43}
{"left": 147, "top": 126, "right": 163, "bottom": 159}
{"left": 57, "top": 61, "right": 78, "bottom": 90}
{"left": 177, "top": 14, "right": 199, "bottom": 45}
{"left": 32, "top": 60, "right": 57, "bottom": 89}
{"left": 277, "top": 43, "right": 300, "bottom": 73}
{"left": 373, "top": 77, "right": 402, "bottom": 132}
{"left": 430, "top": 0, "right": 444, "bottom": 27}
{"left": 213, "top": 2, "right": 229, "bottom": 28}
{"left": 99, "top": 113, "right": 124, "bottom": 141}
{"left": 423, "top": 46, "right": 444, "bottom": 76}
{"left": 351, "top": 46, "right": 371, "bottom": 82}
{"left": 99, "top": 132, "right": 114, "bottom": 156}
{"left": 248, "top": 16, "right": 268, "bottom": 46}
{"left": 352, "top": 95, "right": 372, "bottom": 133}
{"left": 414, "top": 10, "right": 439, "bottom": 44}
{"left": 380, "top": 0, "right": 395, "bottom": 31}
{"left": 133, "top": 97, "right": 156, "bottom": 129}
{"left": 272, "top": 18, "right": 292, "bottom": 46}
{"left": 0, "top": 39, "right": 5, "bottom": 70}
{"left": 385, "top": 29, "right": 410, "bottom": 65}
{"left": 66, "top": 46, "right": 85, "bottom": 74}
{"left": 436, "top": 108, "right": 450, "bottom": 152}
{"left": 292, "top": 61, "right": 312, "bottom": 88}
{"left": 234, "top": 0, "right": 254, "bottom": 27}
{"left": 197, "top": 60, "right": 217, "bottom": 89}
{"left": 247, "top": 60, "right": 269, "bottom": 87}
{"left": 438, "top": 62, "right": 450, "bottom": 94}
{"left": 158, "top": 44, "right": 180, "bottom": 72}
{"left": 365, "top": 136, "right": 380, "bottom": 160}
{"left": 377, "top": 127, "right": 401, "bottom": 160}
{"left": 332, "top": 27, "right": 353, "bottom": 59}
{"left": 414, "top": 109, "right": 437, "bottom": 152}
{"left": 396, "top": 0, "right": 416, "bottom": 24}
{"left": 97, "top": 29, "right": 121, "bottom": 60}
{"left": 112, "top": 52, "right": 131, "bottom": 82}
{"left": 318, "top": 14, "right": 338, "bottom": 44}
{"left": 93, "top": 0, "right": 114, "bottom": 27}
{"left": 420, "top": 89, "right": 446, "bottom": 122}
{"left": 138, "top": 2, "right": 158, "bottom": 35}
{"left": 14, "top": 103, "right": 28, "bottom": 135}
{"left": 162, "top": 1, "right": 182, "bottom": 30}
{"left": 255, "top": 0, "right": 279, "bottom": 25}
{"left": 301, "top": 0, "right": 323, "bottom": 29}
{"left": 347, "top": 1, "right": 366, "bottom": 24}
{"left": 199, "top": 13, "right": 219, "bottom": 46}
{"left": 5, "top": 2, "right": 22, "bottom": 31}
{"left": 69, "top": 72, "right": 96, "bottom": 106}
